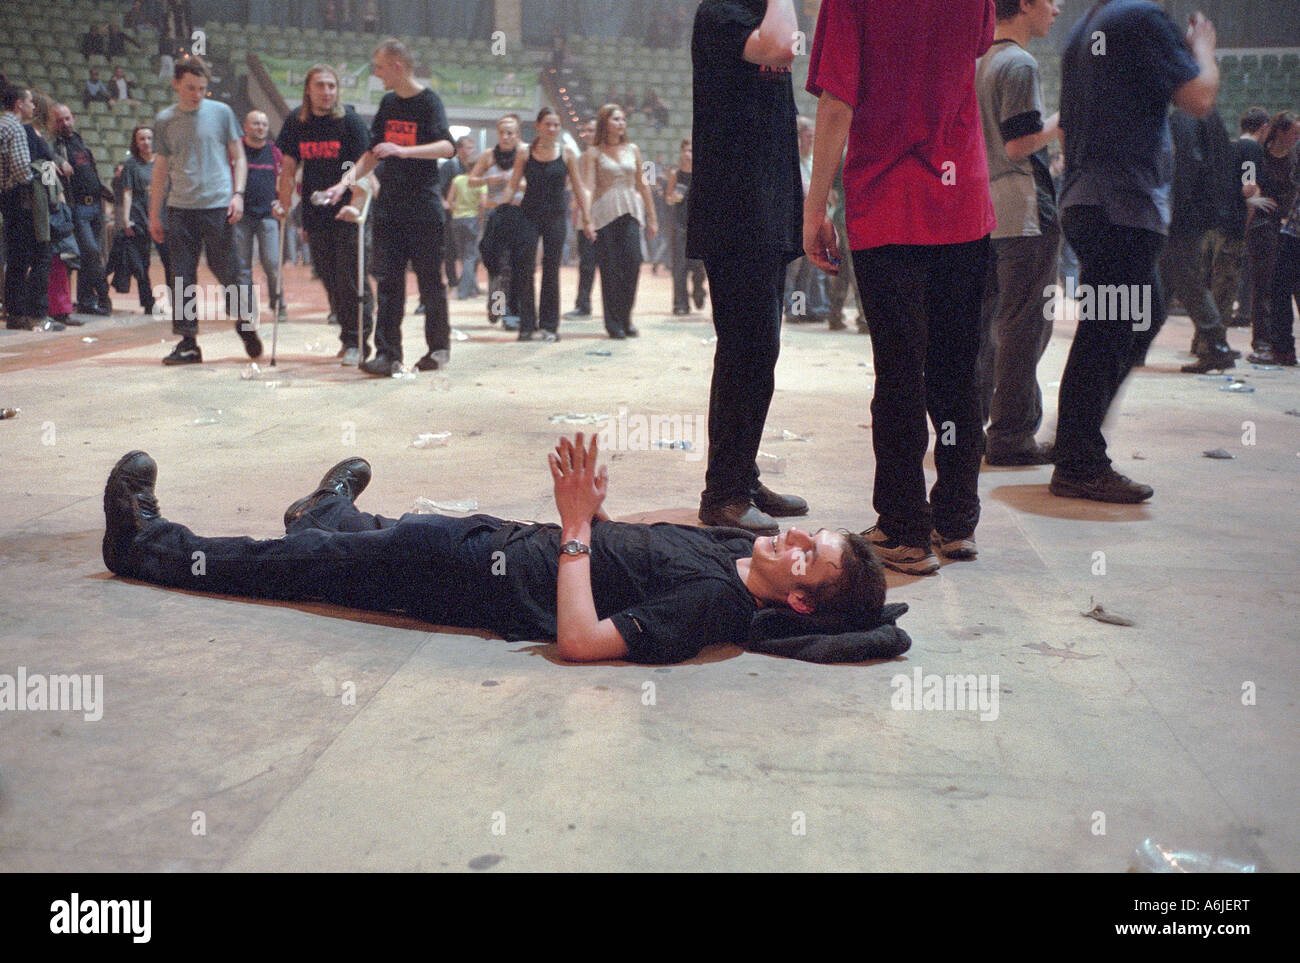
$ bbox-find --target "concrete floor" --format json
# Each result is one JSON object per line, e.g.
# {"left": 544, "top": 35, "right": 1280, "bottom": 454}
{"left": 1, "top": 263, "right": 1296, "bottom": 872}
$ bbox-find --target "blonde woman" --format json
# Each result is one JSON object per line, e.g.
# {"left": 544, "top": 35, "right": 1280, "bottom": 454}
{"left": 581, "top": 104, "right": 657, "bottom": 338}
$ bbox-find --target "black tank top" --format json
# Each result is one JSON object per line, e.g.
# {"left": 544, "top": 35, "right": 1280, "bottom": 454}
{"left": 520, "top": 144, "right": 567, "bottom": 221}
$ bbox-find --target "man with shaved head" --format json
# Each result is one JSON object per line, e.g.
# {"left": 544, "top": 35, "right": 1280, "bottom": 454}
{"left": 52, "top": 102, "right": 113, "bottom": 316}
{"left": 234, "top": 108, "right": 286, "bottom": 324}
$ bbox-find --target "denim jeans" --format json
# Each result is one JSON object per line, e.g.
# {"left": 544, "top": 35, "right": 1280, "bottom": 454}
{"left": 452, "top": 216, "right": 482, "bottom": 299}
{"left": 232, "top": 213, "right": 281, "bottom": 313}
{"left": 71, "top": 200, "right": 110, "bottom": 308}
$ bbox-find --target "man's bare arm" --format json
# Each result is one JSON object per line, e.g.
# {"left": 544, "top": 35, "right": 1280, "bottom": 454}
{"left": 803, "top": 91, "right": 852, "bottom": 274}
{"left": 743, "top": 0, "right": 798, "bottom": 69}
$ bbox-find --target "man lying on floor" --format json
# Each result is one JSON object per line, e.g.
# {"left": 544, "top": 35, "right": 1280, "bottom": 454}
{"left": 102, "top": 434, "right": 890, "bottom": 664}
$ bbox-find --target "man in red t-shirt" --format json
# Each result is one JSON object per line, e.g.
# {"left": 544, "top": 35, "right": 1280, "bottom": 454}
{"left": 803, "top": 0, "right": 996, "bottom": 576}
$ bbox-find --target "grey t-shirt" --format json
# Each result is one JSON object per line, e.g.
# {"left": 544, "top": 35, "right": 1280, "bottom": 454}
{"left": 153, "top": 98, "right": 241, "bottom": 210}
{"left": 977, "top": 39, "right": 1054, "bottom": 239}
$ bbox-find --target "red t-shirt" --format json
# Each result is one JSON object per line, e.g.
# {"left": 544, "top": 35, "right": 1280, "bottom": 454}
{"left": 806, "top": 0, "right": 997, "bottom": 250}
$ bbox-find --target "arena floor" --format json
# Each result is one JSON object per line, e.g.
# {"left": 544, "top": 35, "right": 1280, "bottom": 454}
{"left": 1, "top": 261, "right": 1296, "bottom": 872}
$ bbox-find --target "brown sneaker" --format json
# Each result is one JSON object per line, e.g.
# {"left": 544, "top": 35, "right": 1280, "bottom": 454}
{"left": 1050, "top": 469, "right": 1153, "bottom": 504}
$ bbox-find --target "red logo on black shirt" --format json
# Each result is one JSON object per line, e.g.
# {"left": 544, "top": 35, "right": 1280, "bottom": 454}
{"left": 385, "top": 120, "right": 417, "bottom": 147}
{"left": 300, "top": 140, "right": 341, "bottom": 160}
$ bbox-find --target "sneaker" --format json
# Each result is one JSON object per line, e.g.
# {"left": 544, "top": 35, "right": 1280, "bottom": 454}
{"left": 564, "top": 308, "right": 591, "bottom": 319}
{"left": 413, "top": 350, "right": 449, "bottom": 371}
{"left": 327, "top": 313, "right": 339, "bottom": 326}
{"left": 932, "top": 530, "right": 978, "bottom": 560}
{"left": 863, "top": 526, "right": 940, "bottom": 576}
{"left": 59, "top": 314, "right": 85, "bottom": 327}
{"left": 1049, "top": 468, "right": 1153, "bottom": 504}
{"left": 275, "top": 304, "right": 288, "bottom": 323}
{"left": 359, "top": 354, "right": 400, "bottom": 377}
{"left": 340, "top": 347, "right": 361, "bottom": 366}
{"left": 1180, "top": 348, "right": 1237, "bottom": 373}
{"left": 985, "top": 443, "right": 1054, "bottom": 467}
{"left": 162, "top": 339, "right": 202, "bottom": 365}
{"left": 539, "top": 330, "right": 559, "bottom": 342}
{"left": 235, "top": 321, "right": 263, "bottom": 359}
{"left": 40, "top": 317, "right": 67, "bottom": 331}
{"left": 1247, "top": 348, "right": 1281, "bottom": 365}
{"left": 502, "top": 316, "right": 521, "bottom": 331}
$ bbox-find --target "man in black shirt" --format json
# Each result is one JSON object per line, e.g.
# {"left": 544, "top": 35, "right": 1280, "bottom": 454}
{"left": 277, "top": 64, "right": 375, "bottom": 365}
{"left": 52, "top": 103, "right": 113, "bottom": 316}
{"left": 321, "top": 39, "right": 454, "bottom": 376}
{"left": 687, "top": 0, "right": 808, "bottom": 536}
{"left": 101, "top": 435, "right": 885, "bottom": 665}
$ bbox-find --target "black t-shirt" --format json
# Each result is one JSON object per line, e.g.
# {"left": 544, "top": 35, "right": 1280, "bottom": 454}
{"left": 369, "top": 86, "right": 452, "bottom": 219}
{"left": 276, "top": 108, "right": 370, "bottom": 233}
{"left": 242, "top": 140, "right": 278, "bottom": 218}
{"left": 686, "top": 0, "right": 802, "bottom": 263}
{"left": 487, "top": 519, "right": 759, "bottom": 664}
{"left": 121, "top": 156, "right": 154, "bottom": 230}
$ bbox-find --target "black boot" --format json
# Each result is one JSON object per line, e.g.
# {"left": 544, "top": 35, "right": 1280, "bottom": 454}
{"left": 284, "top": 457, "right": 372, "bottom": 529}
{"left": 102, "top": 451, "right": 162, "bottom": 574}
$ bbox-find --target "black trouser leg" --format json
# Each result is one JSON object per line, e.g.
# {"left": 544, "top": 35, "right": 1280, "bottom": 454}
{"left": 596, "top": 214, "right": 641, "bottom": 334}
{"left": 853, "top": 238, "right": 988, "bottom": 545}
{"left": 411, "top": 218, "right": 449, "bottom": 356}
{"left": 535, "top": 210, "right": 566, "bottom": 332}
{"left": 575, "top": 230, "right": 596, "bottom": 313}
{"left": 511, "top": 215, "right": 540, "bottom": 334}
{"left": 1159, "top": 230, "right": 1226, "bottom": 354}
{"left": 1054, "top": 206, "right": 1164, "bottom": 479}
{"left": 309, "top": 222, "right": 374, "bottom": 351}
{"left": 1245, "top": 224, "right": 1278, "bottom": 351}
{"left": 1268, "top": 232, "right": 1300, "bottom": 357}
{"left": 700, "top": 251, "right": 785, "bottom": 507}
{"left": 130, "top": 230, "right": 154, "bottom": 308}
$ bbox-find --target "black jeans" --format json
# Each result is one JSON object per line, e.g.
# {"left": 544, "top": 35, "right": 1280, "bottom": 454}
{"left": 165, "top": 206, "right": 243, "bottom": 337}
{"left": 1244, "top": 222, "right": 1279, "bottom": 351}
{"left": 372, "top": 210, "right": 448, "bottom": 362}
{"left": 1268, "top": 231, "right": 1300, "bottom": 356}
{"left": 1, "top": 187, "right": 50, "bottom": 320}
{"left": 595, "top": 213, "right": 642, "bottom": 335}
{"left": 71, "top": 199, "right": 110, "bottom": 308}
{"left": 1054, "top": 205, "right": 1165, "bottom": 479}
{"left": 128, "top": 229, "right": 170, "bottom": 309}
{"left": 700, "top": 250, "right": 786, "bottom": 508}
{"left": 122, "top": 495, "right": 504, "bottom": 629}
{"left": 574, "top": 229, "right": 596, "bottom": 313}
{"left": 307, "top": 221, "right": 374, "bottom": 352}
{"left": 514, "top": 209, "right": 566, "bottom": 334}
{"left": 852, "top": 237, "right": 989, "bottom": 545}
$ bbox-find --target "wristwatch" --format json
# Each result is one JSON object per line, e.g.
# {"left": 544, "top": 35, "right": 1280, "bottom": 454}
{"left": 558, "top": 539, "right": 591, "bottom": 558}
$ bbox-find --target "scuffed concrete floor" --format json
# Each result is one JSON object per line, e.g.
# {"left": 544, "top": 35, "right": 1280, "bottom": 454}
{"left": 1, "top": 262, "right": 1296, "bottom": 872}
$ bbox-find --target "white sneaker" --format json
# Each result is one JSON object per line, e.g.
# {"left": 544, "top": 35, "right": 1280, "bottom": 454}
{"left": 340, "top": 347, "right": 360, "bottom": 366}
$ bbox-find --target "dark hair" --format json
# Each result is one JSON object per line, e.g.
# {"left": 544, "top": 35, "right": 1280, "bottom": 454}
{"left": 173, "top": 55, "right": 211, "bottom": 82}
{"left": 994, "top": 0, "right": 1028, "bottom": 20}
{"left": 594, "top": 103, "right": 628, "bottom": 147}
{"left": 536, "top": 106, "right": 558, "bottom": 125}
{"left": 808, "top": 531, "right": 887, "bottom": 624}
{"left": 1, "top": 84, "right": 28, "bottom": 111}
{"left": 128, "top": 124, "right": 152, "bottom": 160}
{"left": 1240, "top": 106, "right": 1271, "bottom": 135}
{"left": 1263, "top": 111, "right": 1297, "bottom": 153}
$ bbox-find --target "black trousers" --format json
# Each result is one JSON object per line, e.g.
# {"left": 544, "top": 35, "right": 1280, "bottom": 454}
{"left": 853, "top": 237, "right": 988, "bottom": 545}
{"left": 128, "top": 229, "right": 170, "bottom": 309}
{"left": 513, "top": 209, "right": 566, "bottom": 334}
{"left": 372, "top": 210, "right": 448, "bottom": 362}
{"left": 574, "top": 229, "right": 597, "bottom": 313}
{"left": 700, "top": 250, "right": 786, "bottom": 507}
{"left": 122, "top": 494, "right": 504, "bottom": 630}
{"left": 307, "top": 221, "right": 374, "bottom": 352}
{"left": 1244, "top": 222, "right": 1280, "bottom": 351}
{"left": 1, "top": 187, "right": 50, "bottom": 320}
{"left": 669, "top": 217, "right": 705, "bottom": 312}
{"left": 1054, "top": 205, "right": 1165, "bottom": 479}
{"left": 165, "top": 206, "right": 243, "bottom": 336}
{"left": 595, "top": 213, "right": 642, "bottom": 335}
{"left": 1268, "top": 231, "right": 1300, "bottom": 356}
